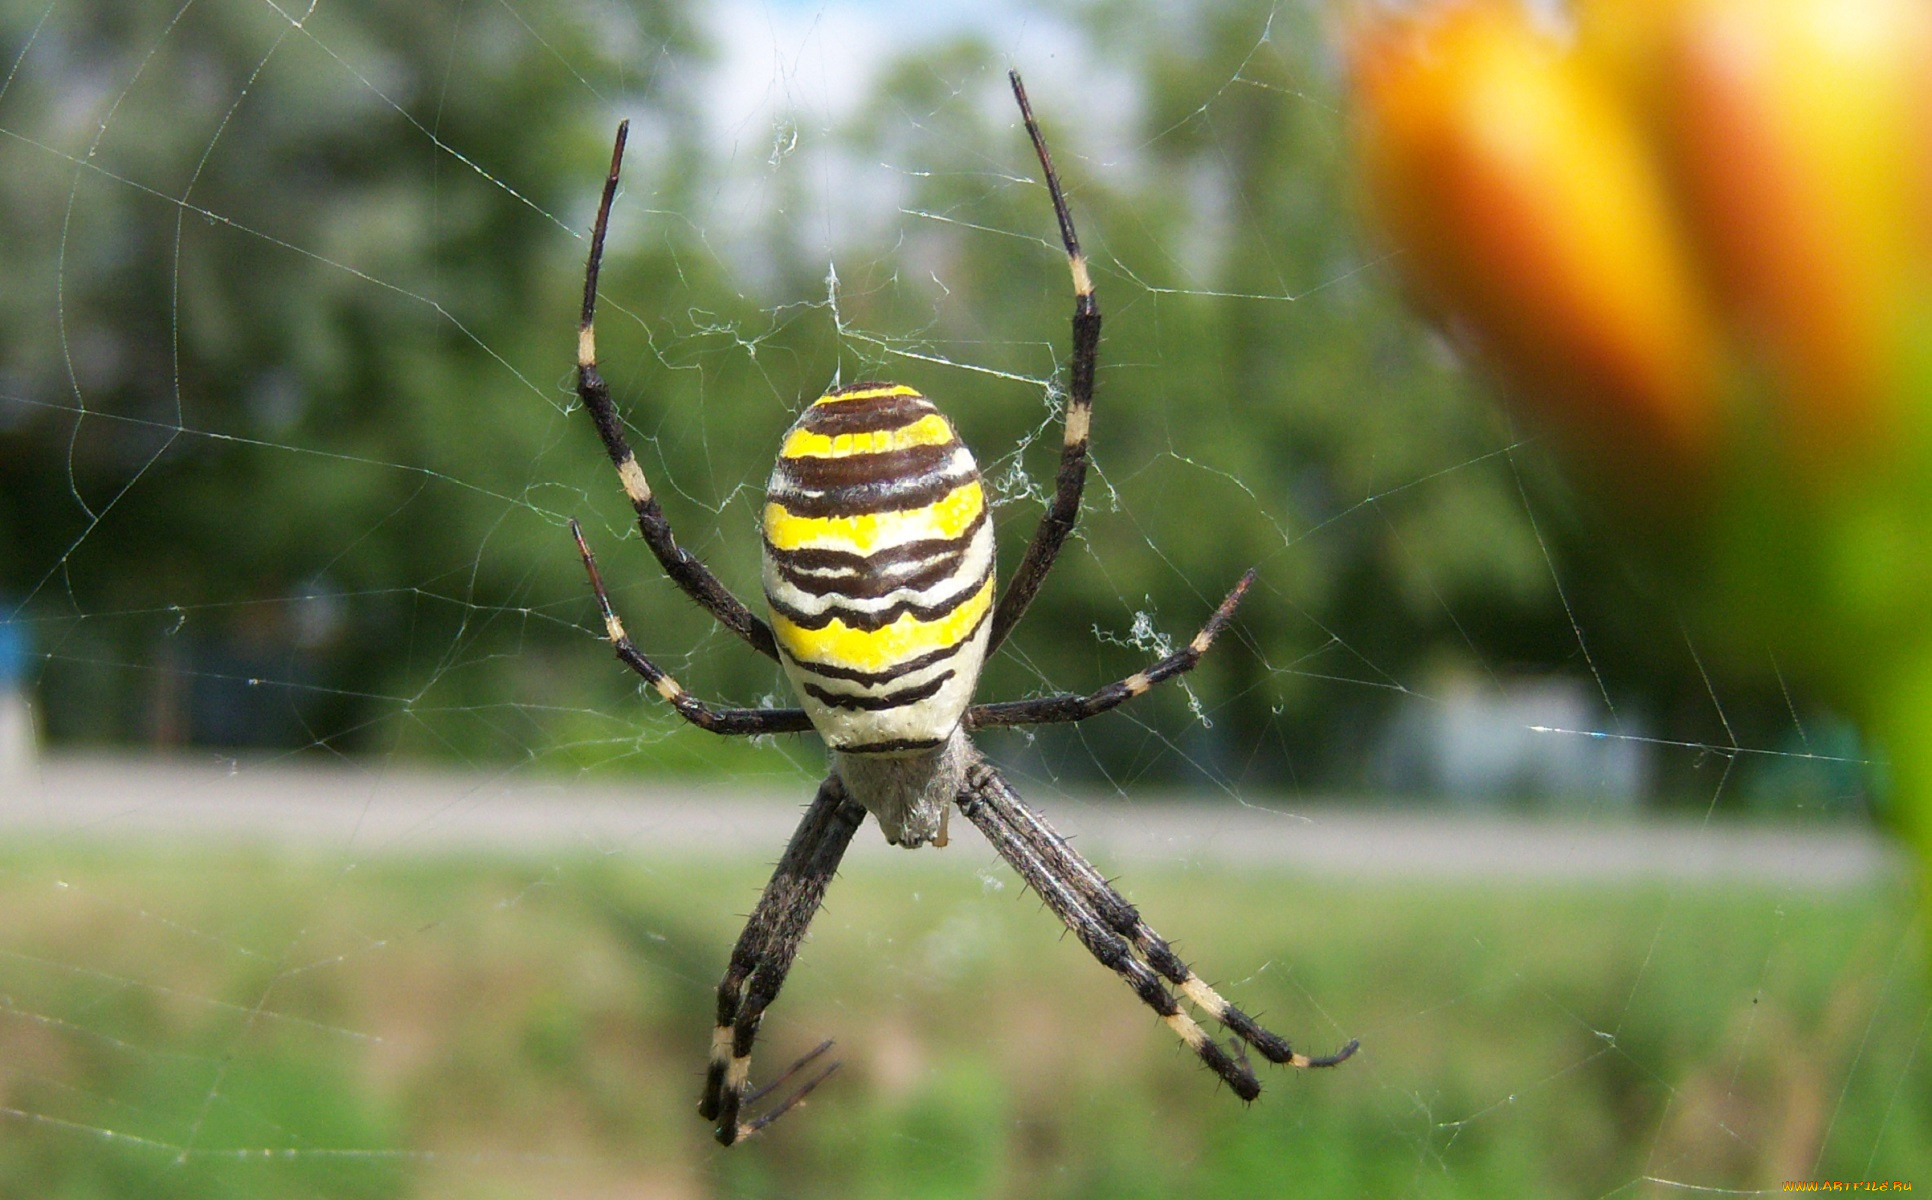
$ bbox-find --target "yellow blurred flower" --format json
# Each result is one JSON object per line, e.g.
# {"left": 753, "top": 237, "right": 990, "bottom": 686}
{"left": 1349, "top": 3, "right": 1724, "bottom": 490}
{"left": 1589, "top": 0, "right": 1932, "bottom": 470}
{"left": 1352, "top": 0, "right": 1932, "bottom": 485}
{"left": 1347, "top": 0, "right": 1932, "bottom": 952}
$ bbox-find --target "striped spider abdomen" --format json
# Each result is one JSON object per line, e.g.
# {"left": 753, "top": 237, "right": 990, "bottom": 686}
{"left": 761, "top": 382, "right": 996, "bottom": 756}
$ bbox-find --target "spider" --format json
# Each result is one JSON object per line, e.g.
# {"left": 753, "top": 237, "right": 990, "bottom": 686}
{"left": 567, "top": 70, "right": 1357, "bottom": 1147}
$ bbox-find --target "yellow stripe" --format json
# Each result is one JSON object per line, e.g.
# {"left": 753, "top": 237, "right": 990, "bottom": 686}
{"left": 763, "top": 481, "right": 983, "bottom": 553}
{"left": 812, "top": 384, "right": 919, "bottom": 407}
{"left": 780, "top": 413, "right": 955, "bottom": 460}
{"left": 773, "top": 576, "right": 993, "bottom": 672}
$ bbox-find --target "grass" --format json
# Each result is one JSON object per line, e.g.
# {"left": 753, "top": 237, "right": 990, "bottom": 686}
{"left": 0, "top": 836, "right": 1925, "bottom": 1199}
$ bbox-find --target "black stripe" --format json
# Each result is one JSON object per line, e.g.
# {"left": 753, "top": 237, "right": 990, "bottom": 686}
{"left": 799, "top": 393, "right": 936, "bottom": 438}
{"left": 769, "top": 568, "right": 989, "bottom": 631}
{"left": 766, "top": 469, "right": 976, "bottom": 520}
{"left": 771, "top": 544, "right": 977, "bottom": 600}
{"left": 776, "top": 442, "right": 958, "bottom": 491}
{"left": 763, "top": 507, "right": 989, "bottom": 575}
{"left": 802, "top": 671, "right": 954, "bottom": 712}
{"left": 784, "top": 606, "right": 990, "bottom": 685}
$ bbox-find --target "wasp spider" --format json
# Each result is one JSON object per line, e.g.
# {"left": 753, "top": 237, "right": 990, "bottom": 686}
{"left": 568, "top": 70, "right": 1357, "bottom": 1147}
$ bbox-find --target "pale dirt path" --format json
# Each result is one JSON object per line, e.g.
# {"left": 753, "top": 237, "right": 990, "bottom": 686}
{"left": 0, "top": 754, "right": 1900, "bottom": 886}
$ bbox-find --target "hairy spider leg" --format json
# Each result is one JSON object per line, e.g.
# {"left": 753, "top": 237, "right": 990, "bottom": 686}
{"left": 972, "top": 764, "right": 1359, "bottom": 1072}
{"left": 956, "top": 759, "right": 1270, "bottom": 1098}
{"left": 701, "top": 776, "right": 868, "bottom": 1145}
{"left": 988, "top": 69, "right": 1104, "bottom": 655}
{"left": 576, "top": 120, "right": 781, "bottom": 660}
{"left": 571, "top": 519, "right": 814, "bottom": 737}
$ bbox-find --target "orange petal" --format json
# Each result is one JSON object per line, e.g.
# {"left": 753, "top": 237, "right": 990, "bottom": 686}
{"left": 1350, "top": 3, "right": 1724, "bottom": 486}
{"left": 1655, "top": 0, "right": 1931, "bottom": 466}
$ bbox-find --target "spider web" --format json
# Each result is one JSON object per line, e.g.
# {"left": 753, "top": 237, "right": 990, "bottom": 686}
{"left": 0, "top": 1, "right": 1925, "bottom": 1197}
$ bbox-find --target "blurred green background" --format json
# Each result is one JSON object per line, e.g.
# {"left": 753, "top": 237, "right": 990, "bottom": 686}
{"left": 0, "top": 0, "right": 1858, "bottom": 806}
{"left": 3, "top": 841, "right": 1924, "bottom": 1199}
{"left": 0, "top": 0, "right": 1920, "bottom": 1196}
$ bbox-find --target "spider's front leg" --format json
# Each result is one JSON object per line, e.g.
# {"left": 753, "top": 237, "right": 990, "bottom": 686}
{"left": 989, "top": 69, "right": 1105, "bottom": 654}
{"left": 701, "top": 775, "right": 868, "bottom": 1145}
{"left": 576, "top": 120, "right": 781, "bottom": 661}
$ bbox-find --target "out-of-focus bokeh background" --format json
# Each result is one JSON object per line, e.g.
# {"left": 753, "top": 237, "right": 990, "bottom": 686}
{"left": 0, "top": 0, "right": 1924, "bottom": 1196}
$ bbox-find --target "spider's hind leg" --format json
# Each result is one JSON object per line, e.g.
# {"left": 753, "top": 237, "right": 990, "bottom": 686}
{"left": 987, "top": 773, "right": 1359, "bottom": 1070}
{"left": 702, "top": 775, "right": 868, "bottom": 1145}
{"left": 960, "top": 760, "right": 1357, "bottom": 1089}
{"left": 956, "top": 759, "right": 1268, "bottom": 1100}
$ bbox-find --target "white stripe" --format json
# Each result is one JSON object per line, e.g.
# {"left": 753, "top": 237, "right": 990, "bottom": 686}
{"left": 766, "top": 447, "right": 978, "bottom": 506}
{"left": 791, "top": 650, "right": 965, "bottom": 699}
{"left": 785, "top": 622, "right": 993, "bottom": 748}
{"left": 764, "top": 526, "right": 992, "bottom": 623}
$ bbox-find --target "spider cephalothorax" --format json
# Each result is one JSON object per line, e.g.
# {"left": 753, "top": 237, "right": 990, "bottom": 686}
{"left": 566, "top": 70, "right": 1356, "bottom": 1147}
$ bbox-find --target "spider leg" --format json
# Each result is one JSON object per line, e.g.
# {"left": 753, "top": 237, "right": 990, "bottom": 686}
{"left": 577, "top": 121, "right": 781, "bottom": 660}
{"left": 702, "top": 775, "right": 868, "bottom": 1146}
{"left": 956, "top": 760, "right": 1268, "bottom": 1100}
{"left": 970, "top": 763, "right": 1358, "bottom": 1072}
{"left": 969, "top": 569, "right": 1255, "bottom": 730}
{"left": 572, "top": 519, "right": 814, "bottom": 737}
{"left": 989, "top": 70, "right": 1103, "bottom": 656}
